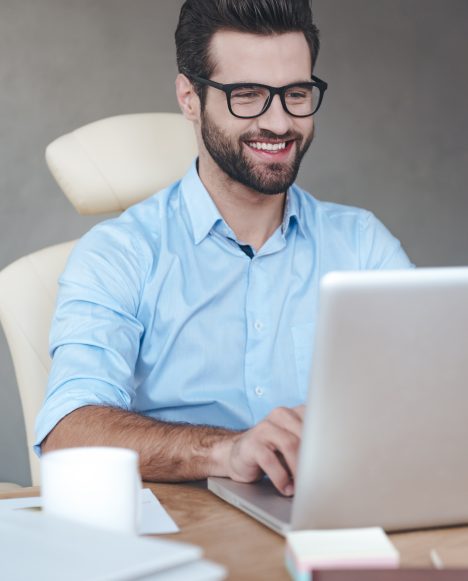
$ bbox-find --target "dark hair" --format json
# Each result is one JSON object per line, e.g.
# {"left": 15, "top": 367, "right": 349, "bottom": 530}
{"left": 175, "top": 0, "right": 320, "bottom": 92}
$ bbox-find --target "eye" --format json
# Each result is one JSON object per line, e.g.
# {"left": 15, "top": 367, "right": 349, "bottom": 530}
{"left": 234, "top": 91, "right": 261, "bottom": 99}
{"left": 286, "top": 88, "right": 311, "bottom": 101}
{"left": 231, "top": 86, "right": 267, "bottom": 102}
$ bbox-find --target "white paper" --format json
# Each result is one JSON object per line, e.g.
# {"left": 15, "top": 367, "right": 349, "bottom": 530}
{"left": 0, "top": 488, "right": 179, "bottom": 535}
{"left": 140, "top": 488, "right": 179, "bottom": 534}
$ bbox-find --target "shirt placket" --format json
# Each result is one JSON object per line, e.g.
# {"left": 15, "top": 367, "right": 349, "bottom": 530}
{"left": 243, "top": 255, "right": 276, "bottom": 423}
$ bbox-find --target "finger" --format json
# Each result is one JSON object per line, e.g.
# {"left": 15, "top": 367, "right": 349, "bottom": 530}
{"left": 267, "top": 407, "right": 303, "bottom": 438}
{"left": 228, "top": 417, "right": 301, "bottom": 485}
{"left": 257, "top": 447, "right": 294, "bottom": 496}
{"left": 257, "top": 421, "right": 301, "bottom": 479}
{"left": 272, "top": 428, "right": 301, "bottom": 479}
{"left": 293, "top": 404, "right": 306, "bottom": 420}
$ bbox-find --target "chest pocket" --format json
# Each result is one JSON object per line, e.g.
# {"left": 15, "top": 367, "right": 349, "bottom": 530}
{"left": 291, "top": 323, "right": 315, "bottom": 400}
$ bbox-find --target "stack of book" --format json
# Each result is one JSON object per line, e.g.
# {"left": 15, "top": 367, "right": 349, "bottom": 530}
{"left": 0, "top": 509, "right": 226, "bottom": 580}
{"left": 285, "top": 527, "right": 468, "bottom": 580}
{"left": 285, "top": 527, "right": 399, "bottom": 581}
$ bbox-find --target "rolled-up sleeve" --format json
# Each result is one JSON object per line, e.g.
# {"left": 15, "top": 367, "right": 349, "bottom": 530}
{"left": 34, "top": 221, "right": 149, "bottom": 454}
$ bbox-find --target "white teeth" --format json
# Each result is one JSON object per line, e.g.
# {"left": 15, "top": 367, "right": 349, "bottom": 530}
{"left": 248, "top": 141, "right": 287, "bottom": 151}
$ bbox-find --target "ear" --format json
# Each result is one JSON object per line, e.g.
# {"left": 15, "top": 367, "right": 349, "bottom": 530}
{"left": 175, "top": 74, "right": 200, "bottom": 121}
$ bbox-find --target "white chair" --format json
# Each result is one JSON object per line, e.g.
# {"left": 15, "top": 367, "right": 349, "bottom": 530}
{"left": 0, "top": 113, "right": 197, "bottom": 486}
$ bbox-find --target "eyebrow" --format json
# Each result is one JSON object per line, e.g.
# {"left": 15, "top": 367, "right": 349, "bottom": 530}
{"left": 213, "top": 78, "right": 313, "bottom": 86}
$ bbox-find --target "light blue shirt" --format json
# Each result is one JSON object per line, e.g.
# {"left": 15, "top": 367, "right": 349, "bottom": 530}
{"left": 35, "top": 161, "right": 412, "bottom": 452}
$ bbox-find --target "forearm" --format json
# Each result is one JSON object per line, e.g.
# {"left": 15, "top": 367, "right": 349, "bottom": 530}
{"left": 41, "top": 405, "right": 239, "bottom": 481}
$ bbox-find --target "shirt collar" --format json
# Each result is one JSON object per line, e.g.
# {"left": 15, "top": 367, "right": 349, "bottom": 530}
{"left": 181, "top": 159, "right": 306, "bottom": 244}
{"left": 181, "top": 160, "right": 224, "bottom": 245}
{"left": 282, "top": 185, "right": 305, "bottom": 237}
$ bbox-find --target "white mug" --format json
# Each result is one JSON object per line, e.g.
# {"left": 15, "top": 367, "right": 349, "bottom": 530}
{"left": 41, "top": 447, "right": 141, "bottom": 535}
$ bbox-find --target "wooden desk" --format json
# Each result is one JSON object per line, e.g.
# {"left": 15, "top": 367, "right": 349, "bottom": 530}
{"left": 2, "top": 483, "right": 468, "bottom": 580}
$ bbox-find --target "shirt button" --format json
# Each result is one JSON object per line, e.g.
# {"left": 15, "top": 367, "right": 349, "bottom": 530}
{"left": 255, "top": 386, "right": 264, "bottom": 397}
{"left": 254, "top": 320, "right": 263, "bottom": 331}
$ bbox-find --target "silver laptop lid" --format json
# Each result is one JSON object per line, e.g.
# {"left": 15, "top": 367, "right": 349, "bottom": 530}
{"left": 292, "top": 267, "right": 468, "bottom": 531}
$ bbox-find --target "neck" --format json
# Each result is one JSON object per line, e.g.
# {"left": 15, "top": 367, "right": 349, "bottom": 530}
{"left": 198, "top": 154, "right": 286, "bottom": 251}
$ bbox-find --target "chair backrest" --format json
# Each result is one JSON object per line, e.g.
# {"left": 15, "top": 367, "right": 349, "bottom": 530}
{"left": 46, "top": 112, "right": 197, "bottom": 214}
{"left": 0, "top": 113, "right": 197, "bottom": 485}
{"left": 0, "top": 243, "right": 75, "bottom": 484}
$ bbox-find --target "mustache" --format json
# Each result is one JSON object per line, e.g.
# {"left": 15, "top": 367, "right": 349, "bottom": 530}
{"left": 240, "top": 129, "right": 302, "bottom": 142}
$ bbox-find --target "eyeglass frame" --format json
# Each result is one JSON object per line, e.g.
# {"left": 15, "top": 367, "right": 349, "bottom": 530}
{"left": 190, "top": 74, "right": 328, "bottom": 119}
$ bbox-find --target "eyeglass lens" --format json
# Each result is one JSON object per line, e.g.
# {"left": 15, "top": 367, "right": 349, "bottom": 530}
{"left": 230, "top": 85, "right": 320, "bottom": 117}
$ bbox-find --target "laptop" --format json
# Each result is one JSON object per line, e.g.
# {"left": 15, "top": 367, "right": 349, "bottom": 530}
{"left": 208, "top": 267, "right": 468, "bottom": 535}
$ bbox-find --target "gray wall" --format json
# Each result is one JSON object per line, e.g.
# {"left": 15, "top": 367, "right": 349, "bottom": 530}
{"left": 1, "top": 0, "right": 467, "bottom": 485}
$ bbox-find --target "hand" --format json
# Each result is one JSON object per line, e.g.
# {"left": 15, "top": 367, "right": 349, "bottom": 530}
{"left": 225, "top": 405, "right": 305, "bottom": 496}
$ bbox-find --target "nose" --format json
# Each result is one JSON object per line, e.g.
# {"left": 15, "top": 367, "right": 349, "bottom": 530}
{"left": 257, "top": 94, "right": 293, "bottom": 136}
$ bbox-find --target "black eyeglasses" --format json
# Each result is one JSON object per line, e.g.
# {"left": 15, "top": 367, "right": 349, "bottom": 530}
{"left": 191, "top": 74, "right": 328, "bottom": 119}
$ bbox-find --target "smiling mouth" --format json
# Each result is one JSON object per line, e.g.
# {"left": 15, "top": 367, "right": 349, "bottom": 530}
{"left": 245, "top": 140, "right": 294, "bottom": 153}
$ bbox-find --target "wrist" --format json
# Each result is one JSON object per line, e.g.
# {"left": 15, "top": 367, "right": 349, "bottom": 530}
{"left": 208, "top": 432, "right": 240, "bottom": 477}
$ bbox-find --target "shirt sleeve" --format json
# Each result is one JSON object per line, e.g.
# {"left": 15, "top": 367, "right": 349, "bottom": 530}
{"left": 359, "top": 211, "right": 414, "bottom": 269}
{"left": 34, "top": 221, "right": 150, "bottom": 454}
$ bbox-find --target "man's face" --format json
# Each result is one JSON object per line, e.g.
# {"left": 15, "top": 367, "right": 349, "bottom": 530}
{"left": 199, "top": 31, "right": 315, "bottom": 195}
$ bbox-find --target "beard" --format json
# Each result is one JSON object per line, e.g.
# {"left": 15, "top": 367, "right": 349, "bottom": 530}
{"left": 200, "top": 109, "right": 314, "bottom": 195}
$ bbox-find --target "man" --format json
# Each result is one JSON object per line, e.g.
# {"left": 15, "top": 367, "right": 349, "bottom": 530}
{"left": 36, "top": 0, "right": 412, "bottom": 496}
